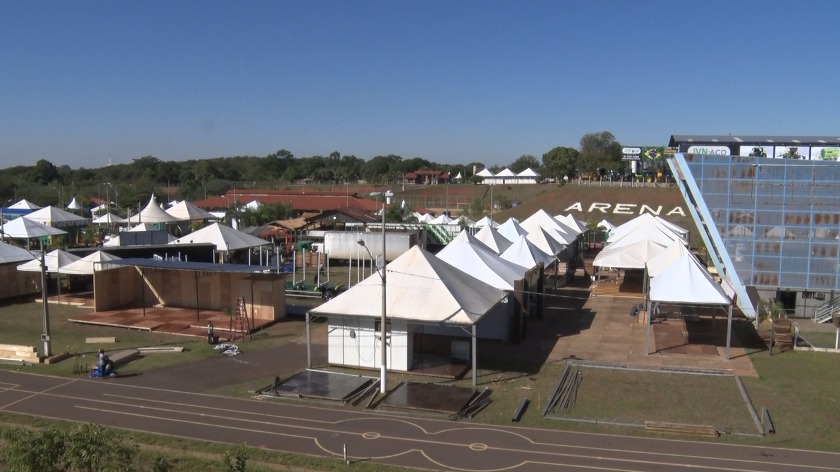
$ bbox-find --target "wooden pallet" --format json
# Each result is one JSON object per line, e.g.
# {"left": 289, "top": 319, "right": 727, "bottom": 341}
{"left": 0, "top": 344, "right": 40, "bottom": 364}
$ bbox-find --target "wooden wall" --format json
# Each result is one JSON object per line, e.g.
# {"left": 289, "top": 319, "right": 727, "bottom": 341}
{"left": 0, "top": 264, "right": 41, "bottom": 300}
{"left": 93, "top": 266, "right": 285, "bottom": 321}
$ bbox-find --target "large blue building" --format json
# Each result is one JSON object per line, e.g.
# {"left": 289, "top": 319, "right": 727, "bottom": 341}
{"left": 668, "top": 135, "right": 840, "bottom": 321}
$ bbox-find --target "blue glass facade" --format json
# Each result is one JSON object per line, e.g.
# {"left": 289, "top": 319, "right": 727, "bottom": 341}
{"left": 669, "top": 153, "right": 840, "bottom": 318}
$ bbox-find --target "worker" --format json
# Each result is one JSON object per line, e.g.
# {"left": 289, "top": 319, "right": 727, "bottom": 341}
{"left": 207, "top": 320, "right": 216, "bottom": 344}
{"left": 98, "top": 349, "right": 114, "bottom": 376}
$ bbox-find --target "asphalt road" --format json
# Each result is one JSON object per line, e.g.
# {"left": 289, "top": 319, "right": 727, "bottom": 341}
{"left": 1, "top": 369, "right": 838, "bottom": 472}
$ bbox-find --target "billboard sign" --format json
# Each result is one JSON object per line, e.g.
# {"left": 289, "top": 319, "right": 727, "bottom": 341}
{"left": 687, "top": 145, "right": 731, "bottom": 155}
{"left": 622, "top": 147, "right": 642, "bottom": 161}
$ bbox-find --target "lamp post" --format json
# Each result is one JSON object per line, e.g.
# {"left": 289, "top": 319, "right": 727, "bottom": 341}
{"left": 357, "top": 190, "right": 393, "bottom": 393}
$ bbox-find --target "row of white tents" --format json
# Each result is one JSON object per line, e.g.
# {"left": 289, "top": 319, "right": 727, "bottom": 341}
{"left": 308, "top": 208, "right": 590, "bottom": 385}
{"left": 591, "top": 213, "right": 736, "bottom": 357}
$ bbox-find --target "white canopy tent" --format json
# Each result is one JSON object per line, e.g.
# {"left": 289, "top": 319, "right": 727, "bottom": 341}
{"left": 593, "top": 239, "right": 670, "bottom": 270}
{"left": 8, "top": 199, "right": 41, "bottom": 210}
{"left": 0, "top": 241, "right": 35, "bottom": 264}
{"left": 645, "top": 250, "right": 734, "bottom": 359}
{"left": 608, "top": 213, "right": 686, "bottom": 245}
{"left": 166, "top": 200, "right": 218, "bottom": 221}
{"left": 308, "top": 245, "right": 509, "bottom": 386}
{"left": 23, "top": 206, "right": 89, "bottom": 227}
{"left": 521, "top": 209, "right": 580, "bottom": 238}
{"left": 436, "top": 230, "right": 528, "bottom": 290}
{"left": 430, "top": 214, "right": 454, "bottom": 225}
{"left": 496, "top": 217, "right": 528, "bottom": 243}
{"left": 500, "top": 235, "right": 555, "bottom": 270}
{"left": 170, "top": 222, "right": 269, "bottom": 252}
{"left": 17, "top": 249, "right": 80, "bottom": 273}
{"left": 66, "top": 197, "right": 83, "bottom": 211}
{"left": 92, "top": 213, "right": 127, "bottom": 225}
{"left": 2, "top": 217, "right": 67, "bottom": 246}
{"left": 473, "top": 224, "right": 513, "bottom": 254}
{"left": 128, "top": 195, "right": 181, "bottom": 224}
{"left": 58, "top": 250, "right": 121, "bottom": 275}
{"left": 472, "top": 216, "right": 499, "bottom": 229}
{"left": 554, "top": 214, "right": 587, "bottom": 234}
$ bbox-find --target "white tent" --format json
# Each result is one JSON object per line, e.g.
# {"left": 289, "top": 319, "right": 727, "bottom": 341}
{"left": 430, "top": 214, "right": 454, "bottom": 225}
{"left": 645, "top": 241, "right": 693, "bottom": 278}
{"left": 436, "top": 231, "right": 528, "bottom": 290}
{"left": 496, "top": 217, "right": 528, "bottom": 242}
{"left": 0, "top": 241, "right": 35, "bottom": 264}
{"left": 17, "top": 249, "right": 80, "bottom": 273}
{"left": 597, "top": 219, "right": 616, "bottom": 232}
{"left": 128, "top": 223, "right": 159, "bottom": 232}
{"left": 8, "top": 199, "right": 41, "bottom": 210}
{"left": 500, "top": 235, "right": 555, "bottom": 270}
{"left": 2, "top": 217, "right": 67, "bottom": 239}
{"left": 472, "top": 216, "right": 499, "bottom": 229}
{"left": 524, "top": 225, "right": 568, "bottom": 256}
{"left": 606, "top": 222, "right": 683, "bottom": 251}
{"left": 59, "top": 250, "right": 121, "bottom": 275}
{"left": 476, "top": 168, "right": 494, "bottom": 178}
{"left": 522, "top": 209, "right": 580, "bottom": 238}
{"left": 593, "top": 239, "right": 670, "bottom": 270}
{"left": 170, "top": 222, "right": 269, "bottom": 251}
{"left": 554, "top": 214, "right": 587, "bottom": 234}
{"left": 608, "top": 213, "right": 685, "bottom": 245}
{"left": 243, "top": 200, "right": 263, "bottom": 210}
{"left": 23, "top": 206, "right": 89, "bottom": 227}
{"left": 92, "top": 213, "right": 127, "bottom": 225}
{"left": 66, "top": 197, "right": 83, "bottom": 211}
{"left": 473, "top": 224, "right": 513, "bottom": 254}
{"left": 166, "top": 200, "right": 217, "bottom": 221}
{"left": 654, "top": 216, "right": 689, "bottom": 239}
{"left": 128, "top": 195, "right": 181, "bottom": 224}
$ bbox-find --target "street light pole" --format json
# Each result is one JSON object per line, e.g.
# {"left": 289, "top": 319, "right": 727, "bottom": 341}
{"left": 359, "top": 190, "right": 392, "bottom": 394}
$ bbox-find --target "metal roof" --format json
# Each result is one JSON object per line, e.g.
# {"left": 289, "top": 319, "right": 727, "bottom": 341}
{"left": 669, "top": 135, "right": 840, "bottom": 146}
{"left": 100, "top": 258, "right": 283, "bottom": 275}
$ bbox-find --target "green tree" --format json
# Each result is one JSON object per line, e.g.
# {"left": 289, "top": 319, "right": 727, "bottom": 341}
{"left": 0, "top": 427, "right": 65, "bottom": 472}
{"left": 542, "top": 146, "right": 579, "bottom": 181}
{"left": 30, "top": 159, "right": 59, "bottom": 184}
{"left": 509, "top": 155, "right": 540, "bottom": 174}
{"left": 579, "top": 131, "right": 622, "bottom": 174}
{"left": 64, "top": 423, "right": 137, "bottom": 472}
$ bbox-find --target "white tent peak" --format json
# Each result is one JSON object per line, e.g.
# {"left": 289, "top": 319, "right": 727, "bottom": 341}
{"left": 23, "top": 206, "right": 89, "bottom": 227}
{"left": 8, "top": 199, "right": 41, "bottom": 210}
{"left": 17, "top": 249, "right": 81, "bottom": 273}
{"left": 128, "top": 194, "right": 181, "bottom": 224}
{"left": 170, "top": 222, "right": 269, "bottom": 251}
{"left": 166, "top": 200, "right": 217, "bottom": 221}
{"left": 500, "top": 235, "right": 555, "bottom": 269}
{"left": 496, "top": 217, "right": 528, "bottom": 242}
{"left": 66, "top": 197, "right": 83, "bottom": 210}
{"left": 0, "top": 241, "right": 35, "bottom": 264}
{"left": 436, "top": 230, "right": 527, "bottom": 290}
{"left": 473, "top": 224, "right": 513, "bottom": 254}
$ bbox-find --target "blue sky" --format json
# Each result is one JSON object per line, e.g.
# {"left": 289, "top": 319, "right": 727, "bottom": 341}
{"left": 2, "top": 0, "right": 838, "bottom": 169}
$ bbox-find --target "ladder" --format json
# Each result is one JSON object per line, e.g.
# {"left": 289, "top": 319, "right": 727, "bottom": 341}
{"left": 230, "top": 297, "right": 252, "bottom": 341}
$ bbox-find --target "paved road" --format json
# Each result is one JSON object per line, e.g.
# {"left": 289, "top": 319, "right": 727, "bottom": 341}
{"left": 1, "top": 369, "right": 838, "bottom": 472}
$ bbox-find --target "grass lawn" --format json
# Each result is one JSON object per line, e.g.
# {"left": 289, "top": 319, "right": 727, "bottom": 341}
{"left": 2, "top": 293, "right": 840, "bottom": 468}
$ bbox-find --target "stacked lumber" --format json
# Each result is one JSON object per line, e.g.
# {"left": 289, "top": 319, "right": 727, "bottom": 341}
{"left": 645, "top": 421, "right": 719, "bottom": 437}
{"left": 0, "top": 344, "right": 40, "bottom": 364}
{"left": 772, "top": 318, "right": 794, "bottom": 351}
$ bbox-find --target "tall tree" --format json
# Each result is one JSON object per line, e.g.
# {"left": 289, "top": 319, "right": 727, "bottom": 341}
{"left": 542, "top": 146, "right": 579, "bottom": 181}
{"left": 509, "top": 155, "right": 540, "bottom": 173}
{"left": 579, "top": 131, "right": 622, "bottom": 174}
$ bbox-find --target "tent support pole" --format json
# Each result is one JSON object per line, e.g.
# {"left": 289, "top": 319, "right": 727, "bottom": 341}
{"left": 306, "top": 312, "right": 312, "bottom": 368}
{"left": 471, "top": 324, "right": 477, "bottom": 388}
{"left": 644, "top": 266, "right": 651, "bottom": 355}
{"left": 725, "top": 303, "right": 733, "bottom": 360}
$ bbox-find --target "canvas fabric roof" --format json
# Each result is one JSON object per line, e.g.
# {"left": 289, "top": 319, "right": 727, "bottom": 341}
{"left": 496, "top": 217, "right": 528, "bottom": 242}
{"left": 606, "top": 222, "right": 683, "bottom": 251}
{"left": 92, "top": 213, "right": 127, "bottom": 224}
{"left": 128, "top": 195, "right": 181, "bottom": 224}
{"left": 0, "top": 241, "right": 35, "bottom": 264}
{"left": 593, "top": 239, "right": 669, "bottom": 269}
{"left": 430, "top": 214, "right": 454, "bottom": 224}
{"left": 436, "top": 231, "right": 528, "bottom": 290}
{"left": 59, "top": 250, "right": 122, "bottom": 275}
{"left": 645, "top": 241, "right": 692, "bottom": 278}
{"left": 472, "top": 216, "right": 499, "bottom": 228}
{"left": 166, "top": 200, "right": 218, "bottom": 221}
{"left": 608, "top": 213, "right": 686, "bottom": 244}
{"left": 517, "top": 168, "right": 540, "bottom": 177}
{"left": 554, "top": 214, "right": 587, "bottom": 233}
{"left": 24, "top": 206, "right": 89, "bottom": 227}
{"left": 17, "top": 249, "right": 81, "bottom": 273}
{"left": 476, "top": 168, "right": 494, "bottom": 177}
{"left": 2, "top": 217, "right": 67, "bottom": 239}
{"left": 495, "top": 168, "right": 516, "bottom": 177}
{"left": 9, "top": 199, "right": 41, "bottom": 210}
{"left": 66, "top": 197, "right": 83, "bottom": 210}
{"left": 473, "top": 224, "right": 512, "bottom": 254}
{"left": 522, "top": 209, "right": 580, "bottom": 238}
{"left": 649, "top": 252, "right": 730, "bottom": 305}
{"left": 500, "top": 235, "right": 555, "bottom": 269}
{"left": 309, "top": 245, "right": 508, "bottom": 325}
{"left": 170, "top": 222, "right": 269, "bottom": 251}
{"left": 525, "top": 226, "right": 568, "bottom": 256}
{"left": 654, "top": 216, "right": 689, "bottom": 238}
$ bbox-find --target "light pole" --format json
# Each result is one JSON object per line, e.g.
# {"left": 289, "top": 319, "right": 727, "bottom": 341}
{"left": 357, "top": 189, "right": 393, "bottom": 393}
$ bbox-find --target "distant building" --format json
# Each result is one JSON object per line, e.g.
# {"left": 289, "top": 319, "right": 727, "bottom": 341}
{"left": 403, "top": 170, "right": 450, "bottom": 185}
{"left": 476, "top": 167, "right": 541, "bottom": 185}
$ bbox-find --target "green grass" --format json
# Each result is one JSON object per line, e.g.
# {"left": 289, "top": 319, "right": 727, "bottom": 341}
{"left": 3, "top": 296, "right": 840, "bottom": 470}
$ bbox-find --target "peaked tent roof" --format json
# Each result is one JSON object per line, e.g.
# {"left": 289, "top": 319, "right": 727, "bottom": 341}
{"left": 496, "top": 217, "right": 528, "bottom": 242}
{"left": 23, "top": 206, "right": 89, "bottom": 227}
{"left": 646, "top": 241, "right": 693, "bottom": 278}
{"left": 476, "top": 168, "right": 494, "bottom": 178}
{"left": 17, "top": 249, "right": 80, "bottom": 273}
{"left": 166, "top": 200, "right": 218, "bottom": 221}
{"left": 606, "top": 222, "right": 683, "bottom": 251}
{"left": 128, "top": 195, "right": 181, "bottom": 224}
{"left": 473, "top": 224, "right": 513, "bottom": 254}
{"left": 593, "top": 239, "right": 669, "bottom": 269}
{"left": 66, "top": 197, "right": 83, "bottom": 210}
{"left": 554, "top": 214, "right": 587, "bottom": 234}
{"left": 59, "top": 250, "right": 121, "bottom": 275}
{"left": 430, "top": 214, "right": 454, "bottom": 225}
{"left": 608, "top": 213, "right": 685, "bottom": 244}
{"left": 2, "top": 217, "right": 67, "bottom": 239}
{"left": 500, "top": 235, "right": 555, "bottom": 269}
{"left": 654, "top": 216, "right": 689, "bottom": 238}
{"left": 0, "top": 241, "right": 35, "bottom": 264}
{"left": 524, "top": 225, "right": 569, "bottom": 256}
{"left": 472, "top": 216, "right": 499, "bottom": 229}
{"left": 495, "top": 168, "right": 516, "bottom": 177}
{"left": 8, "top": 199, "right": 41, "bottom": 210}
{"left": 92, "top": 213, "right": 127, "bottom": 225}
{"left": 598, "top": 219, "right": 616, "bottom": 231}
{"left": 309, "top": 245, "right": 508, "bottom": 325}
{"left": 170, "top": 222, "right": 269, "bottom": 251}
{"left": 436, "top": 231, "right": 527, "bottom": 290}
{"left": 649, "top": 253, "right": 730, "bottom": 305}
{"left": 517, "top": 168, "right": 540, "bottom": 177}
{"left": 521, "top": 209, "right": 579, "bottom": 239}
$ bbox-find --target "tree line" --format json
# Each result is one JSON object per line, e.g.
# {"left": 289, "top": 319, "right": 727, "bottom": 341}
{"left": 0, "top": 131, "right": 631, "bottom": 211}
